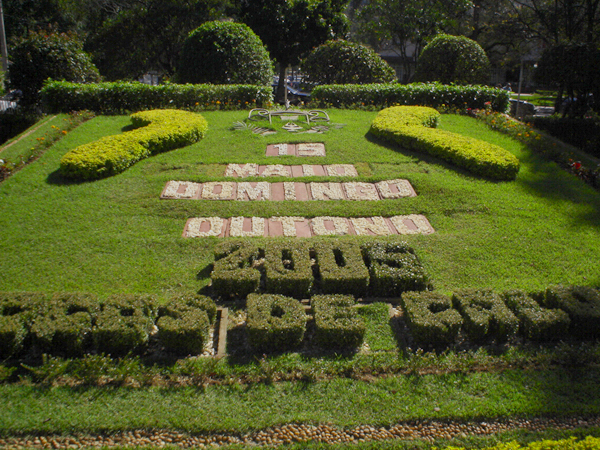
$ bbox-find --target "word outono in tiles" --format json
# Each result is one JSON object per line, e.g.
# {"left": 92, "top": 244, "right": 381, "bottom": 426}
{"left": 161, "top": 179, "right": 417, "bottom": 201}
{"left": 183, "top": 215, "right": 435, "bottom": 238}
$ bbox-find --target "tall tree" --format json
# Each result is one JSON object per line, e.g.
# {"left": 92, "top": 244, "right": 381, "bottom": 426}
{"left": 506, "top": 0, "right": 600, "bottom": 45}
{"left": 2, "top": 0, "right": 74, "bottom": 42}
{"left": 240, "top": 0, "right": 349, "bottom": 100}
{"left": 354, "top": 0, "right": 472, "bottom": 82}
{"left": 75, "top": 0, "right": 236, "bottom": 80}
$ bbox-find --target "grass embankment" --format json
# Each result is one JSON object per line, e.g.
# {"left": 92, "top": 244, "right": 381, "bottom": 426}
{"left": 0, "top": 110, "right": 598, "bottom": 297}
{"left": 1, "top": 110, "right": 600, "bottom": 445}
{"left": 3, "top": 368, "right": 600, "bottom": 435}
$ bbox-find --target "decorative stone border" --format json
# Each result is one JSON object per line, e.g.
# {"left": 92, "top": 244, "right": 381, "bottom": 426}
{"left": 161, "top": 179, "right": 417, "bottom": 201}
{"left": 224, "top": 164, "right": 358, "bottom": 178}
{"left": 266, "top": 143, "right": 326, "bottom": 157}
{"left": 183, "top": 215, "right": 434, "bottom": 238}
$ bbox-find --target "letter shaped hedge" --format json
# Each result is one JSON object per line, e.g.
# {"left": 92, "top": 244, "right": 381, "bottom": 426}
{"left": 60, "top": 109, "right": 208, "bottom": 180}
{"left": 370, "top": 106, "right": 519, "bottom": 180}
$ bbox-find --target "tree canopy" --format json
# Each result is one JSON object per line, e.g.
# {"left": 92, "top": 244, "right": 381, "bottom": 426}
{"left": 302, "top": 39, "right": 396, "bottom": 85}
{"left": 415, "top": 34, "right": 491, "bottom": 85}
{"left": 176, "top": 21, "right": 273, "bottom": 85}
{"left": 63, "top": 0, "right": 236, "bottom": 80}
{"left": 354, "top": 0, "right": 471, "bottom": 82}
{"left": 8, "top": 29, "right": 100, "bottom": 107}
{"left": 239, "top": 0, "right": 349, "bottom": 99}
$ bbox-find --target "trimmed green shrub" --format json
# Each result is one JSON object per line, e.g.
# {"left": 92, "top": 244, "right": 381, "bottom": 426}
{"left": 452, "top": 289, "right": 519, "bottom": 342}
{"left": 503, "top": 290, "right": 570, "bottom": 341}
{"left": 0, "top": 292, "right": 47, "bottom": 357}
{"left": 302, "top": 40, "right": 396, "bottom": 85}
{"left": 246, "top": 294, "right": 307, "bottom": 352}
{"left": 41, "top": 81, "right": 273, "bottom": 114}
{"left": 264, "top": 241, "right": 313, "bottom": 298}
{"left": 93, "top": 294, "right": 157, "bottom": 356}
{"left": 157, "top": 295, "right": 217, "bottom": 355}
{"left": 370, "top": 106, "right": 520, "bottom": 180}
{"left": 30, "top": 292, "right": 98, "bottom": 356}
{"left": 60, "top": 109, "right": 208, "bottom": 180}
{"left": 176, "top": 21, "right": 273, "bottom": 85}
{"left": 8, "top": 30, "right": 100, "bottom": 107}
{"left": 0, "top": 316, "right": 27, "bottom": 358}
{"left": 543, "top": 285, "right": 600, "bottom": 339}
{"left": 211, "top": 241, "right": 262, "bottom": 299}
{"left": 414, "top": 34, "right": 490, "bottom": 85}
{"left": 166, "top": 294, "right": 218, "bottom": 325}
{"left": 311, "top": 294, "right": 365, "bottom": 350}
{"left": 313, "top": 242, "right": 369, "bottom": 297}
{"left": 401, "top": 291, "right": 463, "bottom": 346}
{"left": 362, "top": 241, "right": 430, "bottom": 297}
{"left": 311, "top": 83, "right": 510, "bottom": 112}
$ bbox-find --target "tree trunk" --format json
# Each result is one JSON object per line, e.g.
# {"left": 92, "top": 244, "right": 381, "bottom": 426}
{"left": 276, "top": 65, "right": 287, "bottom": 103}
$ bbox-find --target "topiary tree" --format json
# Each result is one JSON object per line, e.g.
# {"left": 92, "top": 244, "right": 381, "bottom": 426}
{"left": 302, "top": 39, "right": 397, "bottom": 85}
{"left": 176, "top": 21, "right": 273, "bottom": 85}
{"left": 7, "top": 30, "right": 100, "bottom": 108}
{"left": 414, "top": 34, "right": 490, "bottom": 85}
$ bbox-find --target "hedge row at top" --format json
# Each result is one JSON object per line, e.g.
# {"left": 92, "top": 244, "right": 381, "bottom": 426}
{"left": 39, "top": 81, "right": 510, "bottom": 115}
{"left": 40, "top": 81, "right": 273, "bottom": 114}
{"left": 311, "top": 82, "right": 511, "bottom": 112}
{"left": 0, "top": 292, "right": 217, "bottom": 358}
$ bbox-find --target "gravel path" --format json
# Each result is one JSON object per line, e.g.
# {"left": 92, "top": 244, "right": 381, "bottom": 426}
{"left": 1, "top": 416, "right": 599, "bottom": 448}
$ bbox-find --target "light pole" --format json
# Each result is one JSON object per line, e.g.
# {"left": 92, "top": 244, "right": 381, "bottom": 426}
{"left": 0, "top": 0, "right": 8, "bottom": 73}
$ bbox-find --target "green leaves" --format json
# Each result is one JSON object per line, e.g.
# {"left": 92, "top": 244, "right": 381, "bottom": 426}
{"left": 302, "top": 39, "right": 397, "bottom": 86}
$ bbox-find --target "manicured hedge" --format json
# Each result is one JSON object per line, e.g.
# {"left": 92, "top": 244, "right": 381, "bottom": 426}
{"left": 157, "top": 295, "right": 217, "bottom": 355}
{"left": 452, "top": 289, "right": 519, "bottom": 342}
{"left": 41, "top": 81, "right": 273, "bottom": 114}
{"left": 543, "top": 285, "right": 600, "bottom": 339}
{"left": 60, "top": 109, "right": 208, "bottom": 180}
{"left": 311, "top": 82, "right": 510, "bottom": 112}
{"left": 401, "top": 291, "right": 463, "bottom": 346}
{"left": 212, "top": 241, "right": 262, "bottom": 299}
{"left": 312, "top": 243, "right": 369, "bottom": 296}
{"left": 92, "top": 294, "right": 157, "bottom": 356}
{"left": 246, "top": 294, "right": 307, "bottom": 352}
{"left": 503, "top": 290, "right": 570, "bottom": 341}
{"left": 0, "top": 292, "right": 45, "bottom": 357}
{"left": 210, "top": 240, "right": 430, "bottom": 299}
{"left": 361, "top": 241, "right": 430, "bottom": 297}
{"left": 370, "top": 106, "right": 520, "bottom": 181}
{"left": 264, "top": 241, "right": 313, "bottom": 298}
{"left": 30, "top": 292, "right": 98, "bottom": 356}
{"left": 311, "top": 294, "right": 366, "bottom": 349}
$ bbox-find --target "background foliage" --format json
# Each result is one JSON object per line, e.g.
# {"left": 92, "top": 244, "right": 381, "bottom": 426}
{"left": 302, "top": 39, "right": 397, "bottom": 85}
{"left": 175, "top": 21, "right": 273, "bottom": 86}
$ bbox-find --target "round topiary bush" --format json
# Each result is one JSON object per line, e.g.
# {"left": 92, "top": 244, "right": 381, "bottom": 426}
{"left": 414, "top": 34, "right": 490, "bottom": 85}
{"left": 8, "top": 30, "right": 100, "bottom": 108}
{"left": 176, "top": 21, "right": 273, "bottom": 85}
{"left": 302, "top": 39, "right": 396, "bottom": 85}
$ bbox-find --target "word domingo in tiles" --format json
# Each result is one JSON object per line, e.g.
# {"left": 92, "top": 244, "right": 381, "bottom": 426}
{"left": 183, "top": 215, "right": 435, "bottom": 238}
{"left": 162, "top": 179, "right": 417, "bottom": 201}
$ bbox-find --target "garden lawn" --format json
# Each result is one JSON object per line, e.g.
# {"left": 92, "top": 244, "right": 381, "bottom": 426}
{"left": 3, "top": 367, "right": 600, "bottom": 435}
{"left": 0, "top": 110, "right": 598, "bottom": 299}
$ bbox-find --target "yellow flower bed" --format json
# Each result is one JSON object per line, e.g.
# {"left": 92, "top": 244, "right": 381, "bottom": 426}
{"left": 60, "top": 109, "right": 208, "bottom": 180}
{"left": 370, "top": 105, "right": 520, "bottom": 180}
